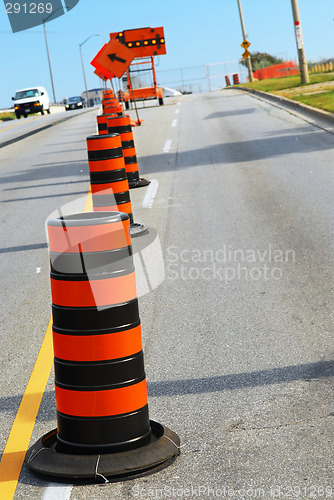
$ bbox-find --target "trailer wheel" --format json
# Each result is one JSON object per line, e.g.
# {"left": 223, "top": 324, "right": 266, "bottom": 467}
{"left": 158, "top": 97, "right": 164, "bottom": 106}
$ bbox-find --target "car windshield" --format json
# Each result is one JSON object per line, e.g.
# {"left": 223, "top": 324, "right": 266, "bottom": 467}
{"left": 15, "top": 89, "right": 40, "bottom": 100}
{"left": 67, "top": 97, "right": 82, "bottom": 102}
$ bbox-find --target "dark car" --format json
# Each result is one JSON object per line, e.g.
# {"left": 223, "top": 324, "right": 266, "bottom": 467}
{"left": 65, "top": 96, "right": 85, "bottom": 111}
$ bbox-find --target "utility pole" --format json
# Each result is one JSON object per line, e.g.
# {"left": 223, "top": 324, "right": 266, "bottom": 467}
{"left": 291, "top": 0, "right": 309, "bottom": 84}
{"left": 237, "top": 0, "right": 254, "bottom": 82}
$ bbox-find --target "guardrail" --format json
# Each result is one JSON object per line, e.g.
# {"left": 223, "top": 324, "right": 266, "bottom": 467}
{"left": 0, "top": 105, "right": 65, "bottom": 115}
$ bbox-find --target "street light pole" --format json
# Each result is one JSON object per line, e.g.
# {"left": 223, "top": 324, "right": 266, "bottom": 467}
{"left": 79, "top": 34, "right": 100, "bottom": 107}
{"left": 42, "top": 5, "right": 70, "bottom": 104}
{"left": 43, "top": 21, "right": 56, "bottom": 103}
{"left": 236, "top": 0, "right": 254, "bottom": 83}
{"left": 290, "top": 0, "right": 309, "bottom": 84}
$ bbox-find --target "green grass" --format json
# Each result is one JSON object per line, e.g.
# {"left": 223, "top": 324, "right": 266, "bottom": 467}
{"left": 291, "top": 91, "right": 334, "bottom": 113}
{"left": 238, "top": 73, "right": 334, "bottom": 93}
{"left": 0, "top": 111, "right": 16, "bottom": 121}
{"left": 232, "top": 73, "right": 334, "bottom": 113}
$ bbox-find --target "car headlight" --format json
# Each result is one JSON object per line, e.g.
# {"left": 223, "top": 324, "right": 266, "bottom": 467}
{"left": 78, "top": 102, "right": 83, "bottom": 106}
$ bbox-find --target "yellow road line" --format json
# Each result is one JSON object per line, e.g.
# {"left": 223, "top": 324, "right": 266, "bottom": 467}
{"left": 0, "top": 188, "right": 93, "bottom": 499}
{"left": 0, "top": 320, "right": 54, "bottom": 499}
{"left": 0, "top": 118, "right": 35, "bottom": 133}
{"left": 84, "top": 186, "right": 92, "bottom": 212}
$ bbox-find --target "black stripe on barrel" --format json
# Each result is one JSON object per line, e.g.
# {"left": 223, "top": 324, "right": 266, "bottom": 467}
{"left": 52, "top": 299, "right": 140, "bottom": 332}
{"left": 88, "top": 147, "right": 123, "bottom": 161}
{"left": 124, "top": 155, "right": 138, "bottom": 165}
{"left": 107, "top": 124, "right": 132, "bottom": 135}
{"left": 90, "top": 168, "right": 127, "bottom": 184}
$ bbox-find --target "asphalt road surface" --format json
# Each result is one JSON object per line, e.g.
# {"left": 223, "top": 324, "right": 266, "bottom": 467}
{"left": 0, "top": 90, "right": 333, "bottom": 499}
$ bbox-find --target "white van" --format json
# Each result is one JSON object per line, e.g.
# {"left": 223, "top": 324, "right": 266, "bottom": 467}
{"left": 12, "top": 86, "right": 50, "bottom": 119}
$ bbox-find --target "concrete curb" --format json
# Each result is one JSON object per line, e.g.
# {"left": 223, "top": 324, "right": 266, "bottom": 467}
{"left": 230, "top": 86, "right": 334, "bottom": 126}
{"left": 0, "top": 107, "right": 99, "bottom": 149}
{"left": 49, "top": 105, "right": 66, "bottom": 114}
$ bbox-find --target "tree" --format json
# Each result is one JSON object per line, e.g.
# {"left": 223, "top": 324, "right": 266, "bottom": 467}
{"left": 240, "top": 52, "right": 284, "bottom": 70}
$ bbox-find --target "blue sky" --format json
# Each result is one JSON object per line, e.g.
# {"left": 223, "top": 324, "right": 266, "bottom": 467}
{"left": 0, "top": 0, "right": 333, "bottom": 108}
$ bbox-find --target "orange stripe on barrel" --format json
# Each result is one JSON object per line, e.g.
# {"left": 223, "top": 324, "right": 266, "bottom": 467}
{"left": 119, "top": 131, "right": 133, "bottom": 142}
{"left": 53, "top": 324, "right": 143, "bottom": 361}
{"left": 105, "top": 105, "right": 122, "bottom": 113}
{"left": 125, "top": 163, "right": 139, "bottom": 173}
{"left": 87, "top": 135, "right": 122, "bottom": 151}
{"left": 91, "top": 179, "right": 130, "bottom": 194}
{"left": 107, "top": 115, "right": 130, "bottom": 127}
{"left": 88, "top": 157, "right": 125, "bottom": 172}
{"left": 55, "top": 379, "right": 148, "bottom": 417}
{"left": 51, "top": 272, "right": 137, "bottom": 307}
{"left": 102, "top": 100, "right": 117, "bottom": 106}
{"left": 123, "top": 147, "right": 136, "bottom": 158}
{"left": 48, "top": 220, "right": 130, "bottom": 253}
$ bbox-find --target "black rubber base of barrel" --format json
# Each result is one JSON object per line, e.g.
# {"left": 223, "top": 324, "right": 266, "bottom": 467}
{"left": 25, "top": 421, "right": 180, "bottom": 483}
{"left": 130, "top": 223, "right": 149, "bottom": 238}
{"left": 128, "top": 178, "right": 150, "bottom": 189}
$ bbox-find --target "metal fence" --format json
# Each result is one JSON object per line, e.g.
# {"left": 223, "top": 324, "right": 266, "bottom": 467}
{"left": 156, "top": 59, "right": 249, "bottom": 93}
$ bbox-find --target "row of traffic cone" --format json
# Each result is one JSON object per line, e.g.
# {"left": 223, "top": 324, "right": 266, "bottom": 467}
{"left": 90, "top": 89, "right": 151, "bottom": 237}
{"left": 98, "top": 90, "right": 150, "bottom": 189}
{"left": 26, "top": 88, "right": 180, "bottom": 482}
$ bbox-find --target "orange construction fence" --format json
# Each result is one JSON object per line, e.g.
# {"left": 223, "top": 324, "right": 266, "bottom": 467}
{"left": 253, "top": 61, "right": 298, "bottom": 80}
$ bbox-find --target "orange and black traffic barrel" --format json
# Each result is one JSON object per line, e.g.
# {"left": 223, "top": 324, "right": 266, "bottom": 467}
{"left": 97, "top": 114, "right": 109, "bottom": 135}
{"left": 97, "top": 113, "right": 121, "bottom": 135}
{"left": 225, "top": 75, "right": 231, "bottom": 86}
{"left": 107, "top": 114, "right": 150, "bottom": 189}
{"left": 101, "top": 99, "right": 115, "bottom": 107}
{"left": 117, "top": 89, "right": 125, "bottom": 102}
{"left": 49, "top": 212, "right": 149, "bottom": 454}
{"left": 102, "top": 99, "right": 117, "bottom": 108}
{"left": 87, "top": 133, "right": 148, "bottom": 238}
{"left": 233, "top": 73, "right": 240, "bottom": 85}
{"left": 104, "top": 104, "right": 123, "bottom": 116}
{"left": 87, "top": 133, "right": 124, "bottom": 173}
{"left": 103, "top": 89, "right": 114, "bottom": 97}
{"left": 26, "top": 212, "right": 180, "bottom": 481}
{"left": 102, "top": 91, "right": 115, "bottom": 103}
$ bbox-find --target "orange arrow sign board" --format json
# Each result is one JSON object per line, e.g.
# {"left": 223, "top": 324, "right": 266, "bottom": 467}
{"left": 91, "top": 44, "right": 114, "bottom": 79}
{"left": 110, "top": 27, "right": 166, "bottom": 57}
{"left": 94, "top": 69, "right": 108, "bottom": 81}
{"left": 96, "top": 38, "right": 136, "bottom": 78}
